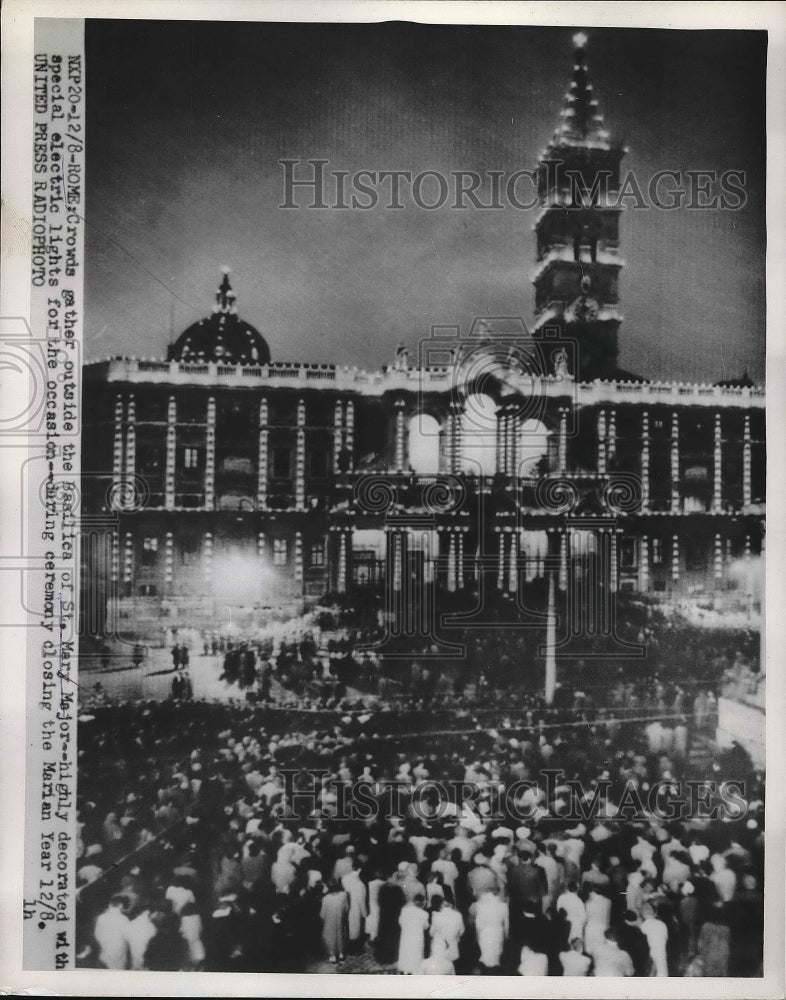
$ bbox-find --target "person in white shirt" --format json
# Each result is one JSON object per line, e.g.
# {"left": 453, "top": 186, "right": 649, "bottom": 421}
{"left": 420, "top": 936, "right": 455, "bottom": 975}
{"left": 429, "top": 896, "right": 465, "bottom": 962}
{"left": 710, "top": 853, "right": 737, "bottom": 902}
{"left": 179, "top": 902, "right": 206, "bottom": 969}
{"left": 640, "top": 902, "right": 669, "bottom": 976}
{"left": 593, "top": 930, "right": 634, "bottom": 977}
{"left": 431, "top": 848, "right": 460, "bottom": 895}
{"left": 126, "top": 907, "right": 157, "bottom": 970}
{"left": 94, "top": 896, "right": 130, "bottom": 970}
{"left": 559, "top": 936, "right": 593, "bottom": 976}
{"left": 518, "top": 943, "right": 549, "bottom": 975}
{"left": 165, "top": 879, "right": 195, "bottom": 915}
{"left": 556, "top": 883, "right": 586, "bottom": 942}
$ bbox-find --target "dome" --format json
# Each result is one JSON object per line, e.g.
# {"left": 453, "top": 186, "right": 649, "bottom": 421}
{"left": 168, "top": 270, "right": 271, "bottom": 365}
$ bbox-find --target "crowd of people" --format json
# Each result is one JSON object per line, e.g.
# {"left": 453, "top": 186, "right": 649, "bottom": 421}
{"left": 75, "top": 607, "right": 764, "bottom": 976}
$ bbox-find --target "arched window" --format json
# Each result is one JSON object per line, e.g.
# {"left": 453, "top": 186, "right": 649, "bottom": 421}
{"left": 408, "top": 414, "right": 441, "bottom": 474}
{"left": 461, "top": 394, "right": 498, "bottom": 477}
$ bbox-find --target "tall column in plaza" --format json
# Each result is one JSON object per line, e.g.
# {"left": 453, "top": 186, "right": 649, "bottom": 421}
{"left": 395, "top": 401, "right": 406, "bottom": 473}
{"left": 641, "top": 411, "right": 650, "bottom": 510}
{"left": 497, "top": 531, "right": 505, "bottom": 590}
{"left": 743, "top": 414, "right": 752, "bottom": 507}
{"left": 671, "top": 534, "right": 680, "bottom": 585}
{"left": 597, "top": 410, "right": 607, "bottom": 474}
{"left": 205, "top": 396, "right": 216, "bottom": 511}
{"left": 670, "top": 410, "right": 680, "bottom": 513}
{"left": 457, "top": 531, "right": 465, "bottom": 589}
{"left": 639, "top": 534, "right": 649, "bottom": 592}
{"left": 333, "top": 400, "right": 343, "bottom": 474}
{"left": 558, "top": 408, "right": 568, "bottom": 473}
{"left": 713, "top": 412, "right": 723, "bottom": 512}
{"left": 112, "top": 394, "right": 124, "bottom": 497}
{"left": 257, "top": 531, "right": 266, "bottom": 563}
{"left": 544, "top": 572, "right": 557, "bottom": 705}
{"left": 296, "top": 398, "right": 306, "bottom": 511}
{"left": 124, "top": 394, "right": 136, "bottom": 483}
{"left": 165, "top": 395, "right": 177, "bottom": 510}
{"left": 345, "top": 400, "right": 355, "bottom": 472}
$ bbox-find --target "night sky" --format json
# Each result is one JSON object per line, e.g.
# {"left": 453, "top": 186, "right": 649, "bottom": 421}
{"left": 83, "top": 20, "right": 766, "bottom": 383}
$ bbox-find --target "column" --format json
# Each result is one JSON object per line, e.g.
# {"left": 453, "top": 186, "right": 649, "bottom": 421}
{"left": 670, "top": 410, "right": 680, "bottom": 513}
{"left": 607, "top": 409, "right": 617, "bottom": 462}
{"left": 257, "top": 397, "right": 269, "bottom": 510}
{"left": 714, "top": 531, "right": 723, "bottom": 585}
{"left": 507, "top": 532, "right": 518, "bottom": 594}
{"left": 671, "top": 534, "right": 680, "bottom": 584}
{"left": 451, "top": 400, "right": 464, "bottom": 474}
{"left": 110, "top": 530, "right": 119, "bottom": 584}
{"left": 558, "top": 408, "right": 568, "bottom": 472}
{"left": 559, "top": 528, "right": 568, "bottom": 591}
{"left": 337, "top": 530, "right": 348, "bottom": 593}
{"left": 112, "top": 395, "right": 124, "bottom": 496}
{"left": 639, "top": 534, "right": 649, "bottom": 592}
{"left": 457, "top": 531, "right": 465, "bottom": 590}
{"left": 204, "top": 531, "right": 213, "bottom": 590}
{"left": 597, "top": 409, "right": 607, "bottom": 474}
{"left": 205, "top": 397, "right": 216, "bottom": 511}
{"left": 395, "top": 402, "right": 406, "bottom": 473}
{"left": 123, "top": 532, "right": 133, "bottom": 589}
{"left": 294, "top": 531, "right": 304, "bottom": 587}
{"left": 164, "top": 532, "right": 174, "bottom": 587}
{"left": 497, "top": 532, "right": 505, "bottom": 590}
{"left": 544, "top": 572, "right": 557, "bottom": 705}
{"left": 744, "top": 534, "right": 752, "bottom": 597}
{"left": 125, "top": 394, "right": 136, "bottom": 482}
{"left": 165, "top": 395, "right": 176, "bottom": 510}
{"left": 295, "top": 398, "right": 306, "bottom": 511}
{"left": 743, "top": 414, "right": 752, "bottom": 507}
{"left": 393, "top": 530, "right": 403, "bottom": 592}
{"left": 713, "top": 412, "right": 722, "bottom": 512}
{"left": 495, "top": 410, "right": 504, "bottom": 474}
{"left": 257, "top": 531, "right": 266, "bottom": 562}
{"left": 345, "top": 400, "right": 355, "bottom": 472}
{"left": 610, "top": 529, "right": 618, "bottom": 593}
{"left": 333, "top": 399, "right": 344, "bottom": 473}
{"left": 447, "top": 532, "right": 457, "bottom": 593}
{"left": 641, "top": 411, "right": 650, "bottom": 511}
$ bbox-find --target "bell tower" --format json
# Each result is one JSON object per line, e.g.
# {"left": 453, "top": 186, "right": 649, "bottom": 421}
{"left": 533, "top": 32, "right": 626, "bottom": 382}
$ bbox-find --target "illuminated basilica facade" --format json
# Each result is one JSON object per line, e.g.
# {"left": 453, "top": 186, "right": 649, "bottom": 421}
{"left": 80, "top": 36, "right": 765, "bottom": 641}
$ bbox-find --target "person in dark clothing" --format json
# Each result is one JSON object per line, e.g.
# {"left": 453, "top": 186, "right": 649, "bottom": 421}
{"left": 616, "top": 911, "right": 650, "bottom": 976}
{"left": 374, "top": 879, "right": 405, "bottom": 964}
